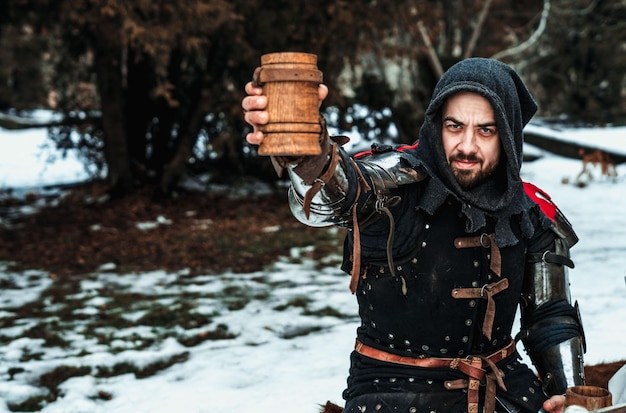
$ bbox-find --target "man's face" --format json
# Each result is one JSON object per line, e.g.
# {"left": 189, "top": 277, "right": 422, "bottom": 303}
{"left": 441, "top": 92, "right": 501, "bottom": 190}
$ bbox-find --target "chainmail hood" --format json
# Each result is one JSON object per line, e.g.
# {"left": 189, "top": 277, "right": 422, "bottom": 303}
{"left": 413, "top": 58, "right": 547, "bottom": 247}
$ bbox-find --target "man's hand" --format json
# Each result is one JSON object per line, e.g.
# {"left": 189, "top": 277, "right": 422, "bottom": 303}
{"left": 242, "top": 81, "right": 328, "bottom": 146}
{"left": 543, "top": 394, "right": 566, "bottom": 413}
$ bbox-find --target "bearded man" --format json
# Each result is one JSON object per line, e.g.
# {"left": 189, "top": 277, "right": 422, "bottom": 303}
{"left": 243, "top": 58, "right": 585, "bottom": 413}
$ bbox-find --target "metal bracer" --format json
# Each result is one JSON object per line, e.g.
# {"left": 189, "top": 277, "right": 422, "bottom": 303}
{"left": 519, "top": 209, "right": 586, "bottom": 396}
{"left": 528, "top": 334, "right": 585, "bottom": 395}
{"left": 287, "top": 141, "right": 427, "bottom": 228}
{"left": 287, "top": 142, "right": 357, "bottom": 227}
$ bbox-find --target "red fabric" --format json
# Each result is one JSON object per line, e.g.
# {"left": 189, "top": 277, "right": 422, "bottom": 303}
{"left": 353, "top": 142, "right": 420, "bottom": 159}
{"left": 523, "top": 181, "right": 557, "bottom": 221}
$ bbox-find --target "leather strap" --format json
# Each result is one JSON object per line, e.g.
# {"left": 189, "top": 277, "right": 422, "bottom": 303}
{"left": 527, "top": 250, "right": 575, "bottom": 268}
{"left": 302, "top": 142, "right": 340, "bottom": 219}
{"left": 444, "top": 378, "right": 469, "bottom": 390}
{"left": 375, "top": 194, "right": 406, "bottom": 294}
{"left": 348, "top": 159, "right": 371, "bottom": 294}
{"left": 354, "top": 339, "right": 515, "bottom": 413}
{"left": 451, "top": 278, "right": 509, "bottom": 340}
{"left": 454, "top": 233, "right": 501, "bottom": 277}
{"left": 467, "top": 356, "right": 482, "bottom": 413}
{"left": 355, "top": 337, "right": 515, "bottom": 369}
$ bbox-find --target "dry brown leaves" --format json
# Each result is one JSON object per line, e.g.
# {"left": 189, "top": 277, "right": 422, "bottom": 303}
{"left": 0, "top": 182, "right": 341, "bottom": 276}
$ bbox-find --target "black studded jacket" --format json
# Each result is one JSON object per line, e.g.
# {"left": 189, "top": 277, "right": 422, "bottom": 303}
{"left": 340, "top": 180, "right": 555, "bottom": 412}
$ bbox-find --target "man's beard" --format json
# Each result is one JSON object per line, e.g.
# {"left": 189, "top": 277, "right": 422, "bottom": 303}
{"left": 449, "top": 153, "right": 498, "bottom": 190}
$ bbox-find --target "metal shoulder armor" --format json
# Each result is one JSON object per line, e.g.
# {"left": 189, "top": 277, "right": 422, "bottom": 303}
{"left": 356, "top": 144, "right": 426, "bottom": 190}
{"left": 520, "top": 204, "right": 586, "bottom": 395}
{"left": 287, "top": 141, "right": 426, "bottom": 228}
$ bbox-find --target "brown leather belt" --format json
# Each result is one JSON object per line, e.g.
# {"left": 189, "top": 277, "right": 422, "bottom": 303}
{"left": 354, "top": 339, "right": 516, "bottom": 413}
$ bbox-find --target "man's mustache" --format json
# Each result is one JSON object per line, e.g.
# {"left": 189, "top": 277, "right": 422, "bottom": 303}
{"left": 450, "top": 153, "right": 482, "bottom": 163}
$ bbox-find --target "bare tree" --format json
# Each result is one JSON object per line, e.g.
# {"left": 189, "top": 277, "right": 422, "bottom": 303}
{"left": 508, "top": 0, "right": 626, "bottom": 123}
{"left": 330, "top": 0, "right": 546, "bottom": 142}
{"left": 491, "top": 0, "right": 551, "bottom": 62}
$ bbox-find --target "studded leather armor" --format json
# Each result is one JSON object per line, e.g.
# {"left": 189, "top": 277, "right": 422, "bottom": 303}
{"left": 284, "top": 143, "right": 585, "bottom": 412}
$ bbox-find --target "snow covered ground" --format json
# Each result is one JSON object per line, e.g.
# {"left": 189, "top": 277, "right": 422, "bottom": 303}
{"left": 0, "top": 129, "right": 89, "bottom": 190}
{"left": 1, "top": 123, "right": 626, "bottom": 412}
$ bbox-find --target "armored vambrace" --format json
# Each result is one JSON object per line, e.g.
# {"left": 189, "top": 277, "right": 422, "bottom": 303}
{"left": 285, "top": 137, "right": 428, "bottom": 293}
{"left": 519, "top": 208, "right": 586, "bottom": 396}
{"left": 287, "top": 139, "right": 426, "bottom": 229}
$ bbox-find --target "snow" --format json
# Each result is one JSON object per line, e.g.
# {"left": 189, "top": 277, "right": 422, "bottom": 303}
{"left": 525, "top": 122, "right": 626, "bottom": 156}
{"left": 1, "top": 123, "right": 626, "bottom": 412}
{"left": 0, "top": 129, "right": 88, "bottom": 189}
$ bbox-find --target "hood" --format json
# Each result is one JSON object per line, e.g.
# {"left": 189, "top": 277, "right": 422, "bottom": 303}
{"left": 413, "top": 58, "right": 544, "bottom": 247}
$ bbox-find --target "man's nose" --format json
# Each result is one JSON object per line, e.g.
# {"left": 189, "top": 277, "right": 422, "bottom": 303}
{"left": 458, "top": 130, "right": 478, "bottom": 153}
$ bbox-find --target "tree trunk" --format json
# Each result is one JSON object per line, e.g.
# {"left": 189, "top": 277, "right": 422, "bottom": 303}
{"left": 160, "top": 88, "right": 208, "bottom": 195}
{"left": 93, "top": 20, "right": 134, "bottom": 198}
{"left": 463, "top": 0, "right": 493, "bottom": 59}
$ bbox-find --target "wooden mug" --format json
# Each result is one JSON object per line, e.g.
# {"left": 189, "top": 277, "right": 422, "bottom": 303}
{"left": 565, "top": 385, "right": 612, "bottom": 410}
{"left": 254, "top": 52, "right": 323, "bottom": 156}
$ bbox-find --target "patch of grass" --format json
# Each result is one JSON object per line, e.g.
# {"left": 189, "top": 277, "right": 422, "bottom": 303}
{"left": 225, "top": 297, "right": 250, "bottom": 311}
{"left": 86, "top": 311, "right": 132, "bottom": 330}
{"left": 304, "top": 305, "right": 351, "bottom": 319}
{"left": 274, "top": 296, "right": 311, "bottom": 311}
{"left": 0, "top": 277, "right": 19, "bottom": 289}
{"left": 95, "top": 361, "right": 137, "bottom": 378}
{"left": 13, "top": 301, "right": 45, "bottom": 320}
{"left": 95, "top": 361, "right": 139, "bottom": 378}
{"left": 178, "top": 324, "right": 237, "bottom": 347}
{"left": 39, "top": 365, "right": 92, "bottom": 397}
{"left": 0, "top": 317, "right": 16, "bottom": 329}
{"left": 280, "top": 325, "right": 324, "bottom": 339}
{"left": 253, "top": 290, "right": 271, "bottom": 301}
{"left": 136, "top": 303, "right": 211, "bottom": 329}
{"left": 7, "top": 367, "right": 25, "bottom": 380}
{"left": 273, "top": 298, "right": 352, "bottom": 320}
{"left": 7, "top": 394, "right": 48, "bottom": 412}
{"left": 39, "top": 365, "right": 92, "bottom": 389}
{"left": 220, "top": 285, "right": 252, "bottom": 311}
{"left": 19, "top": 348, "right": 44, "bottom": 362}
{"left": 0, "top": 334, "right": 13, "bottom": 344}
{"left": 135, "top": 352, "right": 190, "bottom": 378}
{"left": 92, "top": 390, "right": 113, "bottom": 401}
{"left": 22, "top": 323, "right": 70, "bottom": 348}
{"left": 115, "top": 334, "right": 156, "bottom": 351}
{"left": 220, "top": 284, "right": 266, "bottom": 311}
{"left": 95, "top": 352, "right": 190, "bottom": 379}
{"left": 105, "top": 290, "right": 152, "bottom": 311}
{"left": 75, "top": 349, "right": 91, "bottom": 357}
{"left": 42, "top": 277, "right": 82, "bottom": 305}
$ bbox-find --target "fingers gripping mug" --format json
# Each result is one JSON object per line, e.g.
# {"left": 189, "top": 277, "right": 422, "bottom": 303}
{"left": 253, "top": 52, "right": 323, "bottom": 156}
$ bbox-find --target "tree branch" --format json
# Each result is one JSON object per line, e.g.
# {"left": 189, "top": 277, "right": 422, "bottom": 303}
{"left": 417, "top": 20, "right": 444, "bottom": 79}
{"left": 463, "top": 0, "right": 493, "bottom": 59}
{"left": 490, "top": 0, "right": 551, "bottom": 61}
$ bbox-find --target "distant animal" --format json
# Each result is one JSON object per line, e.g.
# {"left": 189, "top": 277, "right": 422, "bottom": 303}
{"left": 577, "top": 148, "right": 618, "bottom": 182}
{"left": 319, "top": 401, "right": 343, "bottom": 413}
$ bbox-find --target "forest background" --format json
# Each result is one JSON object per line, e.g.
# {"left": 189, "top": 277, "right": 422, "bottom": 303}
{"left": 1, "top": 0, "right": 624, "bottom": 199}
